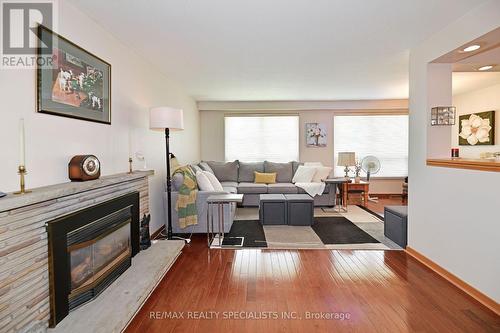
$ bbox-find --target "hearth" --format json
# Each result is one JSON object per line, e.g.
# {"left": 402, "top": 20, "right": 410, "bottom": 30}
{"left": 46, "top": 192, "right": 140, "bottom": 327}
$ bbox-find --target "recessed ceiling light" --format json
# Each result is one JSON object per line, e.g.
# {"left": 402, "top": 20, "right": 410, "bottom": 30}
{"left": 462, "top": 45, "right": 480, "bottom": 52}
{"left": 478, "top": 65, "right": 493, "bottom": 71}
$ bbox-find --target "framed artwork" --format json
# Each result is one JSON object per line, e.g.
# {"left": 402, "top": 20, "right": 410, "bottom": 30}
{"left": 306, "top": 123, "right": 327, "bottom": 147}
{"left": 458, "top": 111, "right": 495, "bottom": 146}
{"left": 37, "top": 25, "right": 111, "bottom": 124}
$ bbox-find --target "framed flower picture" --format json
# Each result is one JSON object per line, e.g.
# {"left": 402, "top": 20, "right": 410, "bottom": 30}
{"left": 306, "top": 123, "right": 327, "bottom": 147}
{"left": 458, "top": 111, "right": 495, "bottom": 146}
{"left": 37, "top": 25, "right": 111, "bottom": 124}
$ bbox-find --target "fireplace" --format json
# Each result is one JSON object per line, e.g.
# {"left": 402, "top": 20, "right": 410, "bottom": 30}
{"left": 47, "top": 192, "right": 140, "bottom": 327}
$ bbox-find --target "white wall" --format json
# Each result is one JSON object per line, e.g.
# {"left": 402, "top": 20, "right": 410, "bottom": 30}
{"left": 409, "top": 0, "right": 500, "bottom": 301}
{"left": 0, "top": 2, "right": 200, "bottom": 233}
{"left": 199, "top": 100, "right": 408, "bottom": 194}
{"left": 452, "top": 83, "right": 500, "bottom": 158}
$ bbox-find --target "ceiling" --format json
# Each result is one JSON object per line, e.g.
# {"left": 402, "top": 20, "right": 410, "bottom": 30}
{"left": 69, "top": 0, "right": 488, "bottom": 101}
{"left": 452, "top": 72, "right": 500, "bottom": 96}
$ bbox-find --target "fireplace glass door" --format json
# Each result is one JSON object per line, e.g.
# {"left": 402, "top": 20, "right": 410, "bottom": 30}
{"left": 69, "top": 223, "right": 131, "bottom": 295}
{"left": 65, "top": 206, "right": 133, "bottom": 310}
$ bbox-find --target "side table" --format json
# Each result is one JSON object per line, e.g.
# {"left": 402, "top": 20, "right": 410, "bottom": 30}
{"left": 343, "top": 181, "right": 369, "bottom": 207}
{"left": 323, "top": 178, "right": 350, "bottom": 212}
{"left": 207, "top": 194, "right": 243, "bottom": 248}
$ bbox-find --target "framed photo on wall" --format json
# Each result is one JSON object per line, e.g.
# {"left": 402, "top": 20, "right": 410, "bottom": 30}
{"left": 37, "top": 25, "right": 111, "bottom": 124}
{"left": 306, "top": 122, "right": 327, "bottom": 147}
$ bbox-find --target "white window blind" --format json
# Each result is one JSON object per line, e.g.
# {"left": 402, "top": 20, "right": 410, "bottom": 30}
{"left": 225, "top": 115, "right": 299, "bottom": 162}
{"left": 333, "top": 115, "right": 408, "bottom": 177}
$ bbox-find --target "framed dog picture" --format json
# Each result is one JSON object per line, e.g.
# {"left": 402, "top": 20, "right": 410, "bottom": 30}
{"left": 37, "top": 25, "right": 111, "bottom": 124}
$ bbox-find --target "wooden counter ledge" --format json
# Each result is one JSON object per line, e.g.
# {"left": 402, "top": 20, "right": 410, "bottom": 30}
{"left": 426, "top": 158, "right": 500, "bottom": 172}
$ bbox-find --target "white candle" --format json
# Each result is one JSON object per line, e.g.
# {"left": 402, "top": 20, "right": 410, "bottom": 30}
{"left": 19, "top": 118, "right": 25, "bottom": 166}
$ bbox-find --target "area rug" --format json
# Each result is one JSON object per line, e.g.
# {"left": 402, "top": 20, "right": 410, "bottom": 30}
{"left": 223, "top": 206, "right": 400, "bottom": 250}
{"left": 263, "top": 225, "right": 324, "bottom": 249}
{"left": 315, "top": 205, "right": 383, "bottom": 223}
{"left": 311, "top": 216, "right": 380, "bottom": 244}
{"left": 222, "top": 220, "right": 267, "bottom": 247}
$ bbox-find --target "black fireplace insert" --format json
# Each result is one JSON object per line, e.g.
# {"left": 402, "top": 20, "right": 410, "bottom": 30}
{"left": 46, "top": 192, "right": 140, "bottom": 327}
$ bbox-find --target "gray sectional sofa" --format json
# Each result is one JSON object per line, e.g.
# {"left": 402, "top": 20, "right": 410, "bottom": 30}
{"left": 168, "top": 160, "right": 335, "bottom": 234}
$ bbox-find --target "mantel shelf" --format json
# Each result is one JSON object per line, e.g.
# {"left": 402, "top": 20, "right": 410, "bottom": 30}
{"left": 426, "top": 158, "right": 500, "bottom": 172}
{"left": 0, "top": 170, "right": 154, "bottom": 213}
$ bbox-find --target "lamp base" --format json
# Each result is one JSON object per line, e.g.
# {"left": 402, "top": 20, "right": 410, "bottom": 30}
{"left": 343, "top": 165, "right": 350, "bottom": 178}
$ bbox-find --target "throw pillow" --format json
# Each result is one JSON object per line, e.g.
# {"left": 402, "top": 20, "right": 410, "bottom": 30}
{"left": 254, "top": 172, "right": 277, "bottom": 184}
{"left": 206, "top": 160, "right": 239, "bottom": 182}
{"left": 264, "top": 161, "right": 293, "bottom": 183}
{"left": 204, "top": 171, "right": 224, "bottom": 191}
{"left": 292, "top": 165, "right": 317, "bottom": 183}
{"left": 190, "top": 164, "right": 203, "bottom": 174}
{"left": 199, "top": 162, "right": 215, "bottom": 174}
{"left": 312, "top": 166, "right": 332, "bottom": 183}
{"left": 196, "top": 171, "right": 214, "bottom": 191}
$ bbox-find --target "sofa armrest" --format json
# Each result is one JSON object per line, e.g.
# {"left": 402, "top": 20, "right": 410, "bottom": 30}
{"left": 196, "top": 190, "right": 230, "bottom": 201}
{"left": 169, "top": 190, "right": 236, "bottom": 233}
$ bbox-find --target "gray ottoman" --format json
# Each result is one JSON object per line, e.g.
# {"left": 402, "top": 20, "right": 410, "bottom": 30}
{"left": 384, "top": 206, "right": 408, "bottom": 248}
{"left": 259, "top": 194, "right": 287, "bottom": 225}
{"left": 285, "top": 194, "right": 314, "bottom": 226}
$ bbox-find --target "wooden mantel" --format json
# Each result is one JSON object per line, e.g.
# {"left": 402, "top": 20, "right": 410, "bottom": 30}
{"left": 0, "top": 170, "right": 154, "bottom": 213}
{"left": 426, "top": 158, "right": 500, "bottom": 172}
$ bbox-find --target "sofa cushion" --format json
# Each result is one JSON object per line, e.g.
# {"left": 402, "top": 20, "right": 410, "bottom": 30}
{"left": 312, "top": 166, "right": 332, "bottom": 183}
{"left": 196, "top": 171, "right": 214, "bottom": 191}
{"left": 223, "top": 186, "right": 238, "bottom": 194}
{"left": 204, "top": 171, "right": 224, "bottom": 191}
{"left": 238, "top": 162, "right": 264, "bottom": 182}
{"left": 206, "top": 160, "right": 238, "bottom": 182}
{"left": 220, "top": 181, "right": 238, "bottom": 193}
{"left": 264, "top": 161, "right": 294, "bottom": 183}
{"left": 189, "top": 164, "right": 203, "bottom": 174}
{"left": 237, "top": 182, "right": 268, "bottom": 194}
{"left": 292, "top": 161, "right": 302, "bottom": 175}
{"left": 292, "top": 165, "right": 316, "bottom": 183}
{"left": 220, "top": 181, "right": 238, "bottom": 188}
{"left": 199, "top": 162, "right": 215, "bottom": 174}
{"left": 267, "top": 183, "right": 298, "bottom": 194}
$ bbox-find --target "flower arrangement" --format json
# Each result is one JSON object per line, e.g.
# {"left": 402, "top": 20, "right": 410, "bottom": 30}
{"left": 353, "top": 160, "right": 362, "bottom": 178}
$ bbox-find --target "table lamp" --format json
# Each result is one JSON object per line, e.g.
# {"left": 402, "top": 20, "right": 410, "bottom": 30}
{"left": 150, "top": 106, "right": 184, "bottom": 240}
{"left": 337, "top": 152, "right": 356, "bottom": 178}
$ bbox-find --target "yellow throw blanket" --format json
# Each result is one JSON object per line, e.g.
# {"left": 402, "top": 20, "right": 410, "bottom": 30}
{"left": 174, "top": 166, "right": 198, "bottom": 229}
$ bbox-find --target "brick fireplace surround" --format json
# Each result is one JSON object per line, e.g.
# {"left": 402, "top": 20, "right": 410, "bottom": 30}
{"left": 0, "top": 171, "right": 153, "bottom": 332}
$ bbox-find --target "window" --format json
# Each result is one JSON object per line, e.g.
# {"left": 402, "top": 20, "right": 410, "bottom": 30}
{"left": 225, "top": 115, "right": 299, "bottom": 162}
{"left": 333, "top": 115, "right": 408, "bottom": 177}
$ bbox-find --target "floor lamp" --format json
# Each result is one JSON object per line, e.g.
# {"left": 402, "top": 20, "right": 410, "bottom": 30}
{"left": 150, "top": 106, "right": 185, "bottom": 241}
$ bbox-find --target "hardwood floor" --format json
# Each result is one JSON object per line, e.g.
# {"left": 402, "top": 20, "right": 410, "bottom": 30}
{"left": 365, "top": 196, "right": 406, "bottom": 215}
{"left": 126, "top": 236, "right": 499, "bottom": 333}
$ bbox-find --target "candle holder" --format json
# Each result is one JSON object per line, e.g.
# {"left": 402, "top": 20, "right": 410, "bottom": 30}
{"left": 128, "top": 157, "right": 133, "bottom": 174}
{"left": 14, "top": 165, "right": 32, "bottom": 195}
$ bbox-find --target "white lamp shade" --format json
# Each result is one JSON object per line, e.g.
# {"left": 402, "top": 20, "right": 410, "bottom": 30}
{"left": 337, "top": 152, "right": 356, "bottom": 166}
{"left": 149, "top": 107, "right": 184, "bottom": 130}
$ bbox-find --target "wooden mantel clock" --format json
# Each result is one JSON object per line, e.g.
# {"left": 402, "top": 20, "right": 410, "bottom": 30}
{"left": 68, "top": 155, "right": 101, "bottom": 181}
